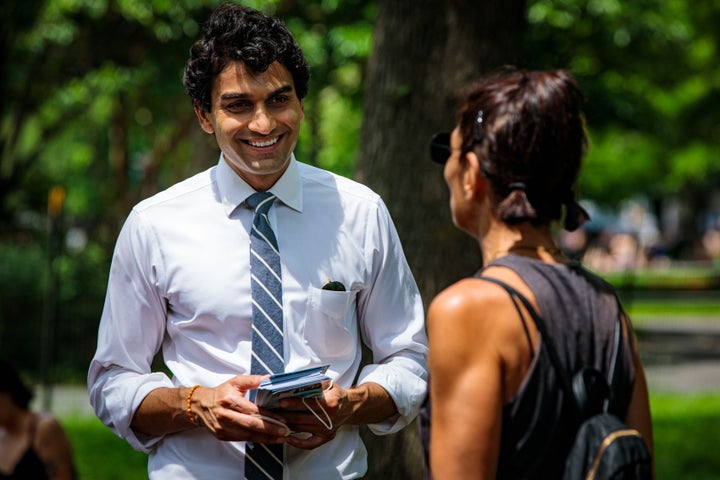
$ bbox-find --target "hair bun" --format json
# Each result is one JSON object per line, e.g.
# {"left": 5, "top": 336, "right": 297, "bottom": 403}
{"left": 497, "top": 189, "right": 537, "bottom": 223}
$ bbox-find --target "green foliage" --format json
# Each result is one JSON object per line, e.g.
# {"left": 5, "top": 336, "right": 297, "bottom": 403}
{"left": 0, "top": 237, "right": 110, "bottom": 380}
{"left": 524, "top": 0, "right": 720, "bottom": 209}
{"left": 581, "top": 128, "right": 664, "bottom": 202}
{"left": 316, "top": 86, "right": 363, "bottom": 178}
{"left": 0, "top": 242, "right": 47, "bottom": 372}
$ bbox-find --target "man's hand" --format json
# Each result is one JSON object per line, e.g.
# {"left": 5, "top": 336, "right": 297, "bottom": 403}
{"left": 131, "top": 375, "right": 289, "bottom": 444}
{"left": 191, "top": 375, "right": 290, "bottom": 444}
{"left": 275, "top": 382, "right": 397, "bottom": 450}
{"left": 274, "top": 382, "right": 346, "bottom": 449}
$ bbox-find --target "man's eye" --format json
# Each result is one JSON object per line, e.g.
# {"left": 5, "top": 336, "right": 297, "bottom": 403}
{"left": 271, "top": 95, "right": 289, "bottom": 105}
{"left": 226, "top": 101, "right": 250, "bottom": 111}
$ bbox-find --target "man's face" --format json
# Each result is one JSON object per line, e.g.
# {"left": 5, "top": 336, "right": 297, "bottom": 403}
{"left": 195, "top": 61, "right": 304, "bottom": 190}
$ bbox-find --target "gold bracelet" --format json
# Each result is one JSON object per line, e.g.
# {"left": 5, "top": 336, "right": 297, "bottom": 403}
{"left": 186, "top": 385, "right": 201, "bottom": 424}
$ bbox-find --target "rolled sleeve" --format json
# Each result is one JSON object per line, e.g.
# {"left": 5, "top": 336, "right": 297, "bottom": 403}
{"left": 88, "top": 367, "right": 174, "bottom": 452}
{"left": 357, "top": 354, "right": 428, "bottom": 434}
{"left": 87, "top": 210, "right": 171, "bottom": 452}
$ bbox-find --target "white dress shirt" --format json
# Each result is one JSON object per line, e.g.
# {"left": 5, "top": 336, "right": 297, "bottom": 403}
{"left": 87, "top": 155, "right": 428, "bottom": 479}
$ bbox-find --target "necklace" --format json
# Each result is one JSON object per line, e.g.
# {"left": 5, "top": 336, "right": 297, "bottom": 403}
{"left": 508, "top": 244, "right": 562, "bottom": 255}
{"left": 487, "top": 244, "right": 563, "bottom": 262}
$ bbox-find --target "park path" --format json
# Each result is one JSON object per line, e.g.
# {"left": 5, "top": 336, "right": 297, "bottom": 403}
{"left": 636, "top": 316, "right": 720, "bottom": 394}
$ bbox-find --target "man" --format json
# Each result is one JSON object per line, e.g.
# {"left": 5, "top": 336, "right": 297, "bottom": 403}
{"left": 87, "top": 4, "right": 427, "bottom": 479}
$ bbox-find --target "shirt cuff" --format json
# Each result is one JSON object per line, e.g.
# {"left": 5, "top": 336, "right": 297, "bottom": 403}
{"left": 355, "top": 356, "right": 427, "bottom": 435}
{"left": 94, "top": 370, "right": 175, "bottom": 453}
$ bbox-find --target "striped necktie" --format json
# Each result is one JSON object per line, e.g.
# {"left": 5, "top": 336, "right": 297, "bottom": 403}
{"left": 245, "top": 191, "right": 284, "bottom": 480}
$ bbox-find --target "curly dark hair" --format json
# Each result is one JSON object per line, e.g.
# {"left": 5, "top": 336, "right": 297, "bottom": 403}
{"left": 457, "top": 67, "right": 590, "bottom": 231}
{"left": 183, "top": 3, "right": 310, "bottom": 112}
{"left": 0, "top": 359, "right": 34, "bottom": 410}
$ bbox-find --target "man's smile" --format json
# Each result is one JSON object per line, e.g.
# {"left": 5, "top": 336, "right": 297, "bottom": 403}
{"left": 246, "top": 136, "right": 281, "bottom": 148}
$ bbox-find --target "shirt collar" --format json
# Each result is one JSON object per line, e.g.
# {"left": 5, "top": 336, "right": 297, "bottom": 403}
{"left": 216, "top": 153, "right": 303, "bottom": 216}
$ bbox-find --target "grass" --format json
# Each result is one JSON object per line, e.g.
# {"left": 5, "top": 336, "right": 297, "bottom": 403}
{"left": 59, "top": 392, "right": 720, "bottom": 479}
{"left": 600, "top": 264, "right": 720, "bottom": 324}
{"left": 651, "top": 392, "right": 720, "bottom": 480}
{"left": 61, "top": 416, "right": 148, "bottom": 480}
{"left": 628, "top": 300, "right": 720, "bottom": 317}
{"left": 618, "top": 291, "right": 720, "bottom": 327}
{"left": 628, "top": 298, "right": 720, "bottom": 327}
{"left": 602, "top": 264, "right": 720, "bottom": 291}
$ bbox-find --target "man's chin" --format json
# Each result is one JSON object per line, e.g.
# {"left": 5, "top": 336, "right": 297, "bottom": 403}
{"left": 225, "top": 157, "right": 290, "bottom": 187}
{"left": 248, "top": 161, "right": 289, "bottom": 176}
{"left": 226, "top": 154, "right": 287, "bottom": 173}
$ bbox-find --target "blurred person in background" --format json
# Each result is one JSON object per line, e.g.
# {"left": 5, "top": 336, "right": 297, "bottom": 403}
{"left": 0, "top": 359, "right": 77, "bottom": 480}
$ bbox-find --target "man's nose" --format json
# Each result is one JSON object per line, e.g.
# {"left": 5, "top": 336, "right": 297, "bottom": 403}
{"left": 249, "top": 106, "right": 275, "bottom": 134}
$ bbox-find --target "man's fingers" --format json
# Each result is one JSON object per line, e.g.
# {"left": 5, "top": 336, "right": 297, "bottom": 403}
{"left": 229, "top": 374, "right": 265, "bottom": 390}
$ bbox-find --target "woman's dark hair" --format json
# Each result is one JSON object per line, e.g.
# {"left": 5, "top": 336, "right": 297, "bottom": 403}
{"left": 0, "top": 359, "right": 34, "bottom": 409}
{"left": 183, "top": 3, "right": 310, "bottom": 112}
{"left": 458, "top": 67, "right": 590, "bottom": 231}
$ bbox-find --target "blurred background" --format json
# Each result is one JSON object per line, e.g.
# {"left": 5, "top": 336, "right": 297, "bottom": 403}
{"left": 1, "top": 0, "right": 718, "bottom": 478}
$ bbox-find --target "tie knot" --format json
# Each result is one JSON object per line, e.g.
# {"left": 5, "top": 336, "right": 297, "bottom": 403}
{"left": 247, "top": 191, "right": 276, "bottom": 213}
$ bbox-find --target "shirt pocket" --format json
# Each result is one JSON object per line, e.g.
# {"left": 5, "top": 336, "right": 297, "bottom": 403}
{"left": 303, "top": 287, "right": 358, "bottom": 361}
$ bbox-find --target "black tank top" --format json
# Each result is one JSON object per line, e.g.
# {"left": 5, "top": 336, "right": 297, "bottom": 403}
{"left": 486, "top": 255, "right": 636, "bottom": 480}
{"left": 0, "top": 416, "right": 48, "bottom": 480}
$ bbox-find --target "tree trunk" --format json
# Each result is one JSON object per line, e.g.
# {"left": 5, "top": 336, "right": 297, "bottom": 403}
{"left": 357, "top": 0, "right": 526, "bottom": 303}
{"left": 356, "top": 0, "right": 525, "bottom": 477}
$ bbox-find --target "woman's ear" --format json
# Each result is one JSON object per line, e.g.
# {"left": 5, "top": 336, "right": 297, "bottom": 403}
{"left": 462, "top": 151, "right": 484, "bottom": 201}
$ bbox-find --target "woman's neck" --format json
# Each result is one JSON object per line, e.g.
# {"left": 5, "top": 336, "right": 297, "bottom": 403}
{"left": 481, "top": 223, "right": 563, "bottom": 264}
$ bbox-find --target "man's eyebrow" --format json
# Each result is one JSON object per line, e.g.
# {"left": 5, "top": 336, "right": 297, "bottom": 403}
{"left": 220, "top": 85, "right": 294, "bottom": 101}
{"left": 270, "top": 85, "right": 294, "bottom": 96}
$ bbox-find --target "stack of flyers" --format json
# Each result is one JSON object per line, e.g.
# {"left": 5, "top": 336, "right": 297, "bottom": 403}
{"left": 250, "top": 365, "right": 330, "bottom": 409}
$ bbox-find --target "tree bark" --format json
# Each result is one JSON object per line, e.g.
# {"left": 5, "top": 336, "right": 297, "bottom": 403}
{"left": 357, "top": 0, "right": 526, "bottom": 303}
{"left": 356, "top": 0, "right": 525, "bottom": 477}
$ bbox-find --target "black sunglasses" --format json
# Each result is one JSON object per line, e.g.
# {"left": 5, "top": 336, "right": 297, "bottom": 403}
{"left": 429, "top": 111, "right": 484, "bottom": 165}
{"left": 429, "top": 133, "right": 451, "bottom": 164}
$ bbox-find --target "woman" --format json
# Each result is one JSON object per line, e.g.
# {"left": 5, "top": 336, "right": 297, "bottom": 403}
{"left": 0, "top": 360, "right": 77, "bottom": 480}
{"left": 426, "top": 69, "right": 653, "bottom": 478}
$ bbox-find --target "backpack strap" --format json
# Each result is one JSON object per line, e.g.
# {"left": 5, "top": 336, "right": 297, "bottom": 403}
{"left": 476, "top": 276, "right": 578, "bottom": 412}
{"left": 476, "top": 275, "right": 624, "bottom": 418}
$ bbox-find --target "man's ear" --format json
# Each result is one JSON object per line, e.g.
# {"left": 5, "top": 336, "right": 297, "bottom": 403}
{"left": 193, "top": 101, "right": 215, "bottom": 134}
{"left": 463, "top": 150, "right": 485, "bottom": 201}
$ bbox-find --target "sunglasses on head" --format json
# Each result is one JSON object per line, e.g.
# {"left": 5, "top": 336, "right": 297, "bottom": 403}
{"left": 429, "top": 110, "right": 485, "bottom": 165}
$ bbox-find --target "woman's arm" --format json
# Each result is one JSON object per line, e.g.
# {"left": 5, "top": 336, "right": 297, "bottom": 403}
{"left": 624, "top": 338, "right": 655, "bottom": 470}
{"left": 427, "top": 281, "right": 506, "bottom": 479}
{"left": 34, "top": 414, "right": 77, "bottom": 480}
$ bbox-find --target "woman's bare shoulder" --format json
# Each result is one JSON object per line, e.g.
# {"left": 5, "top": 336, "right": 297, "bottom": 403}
{"left": 428, "top": 275, "right": 524, "bottom": 343}
{"left": 34, "top": 412, "right": 71, "bottom": 448}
